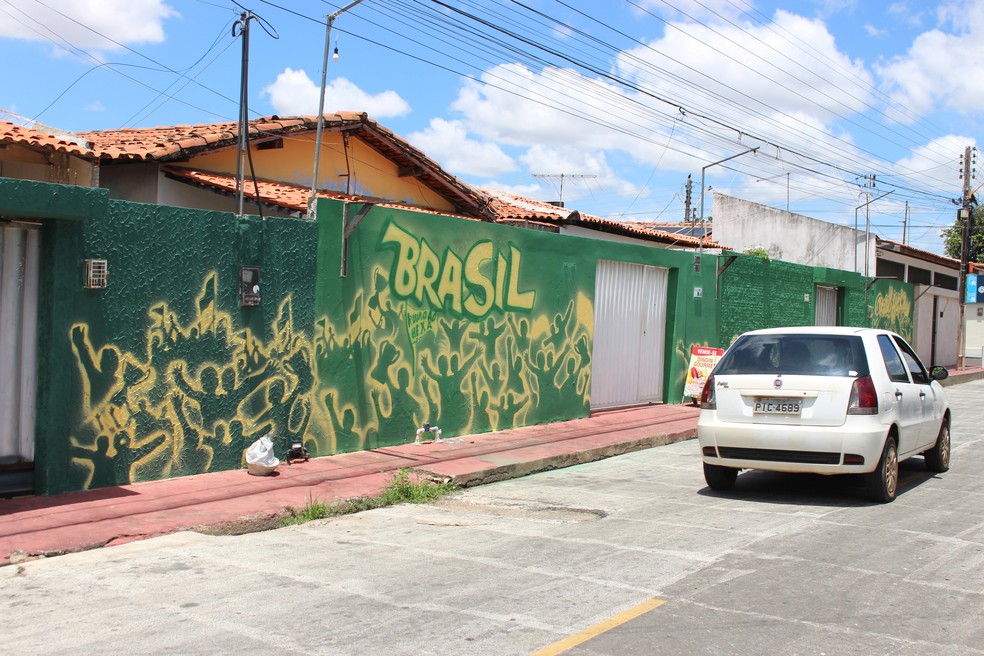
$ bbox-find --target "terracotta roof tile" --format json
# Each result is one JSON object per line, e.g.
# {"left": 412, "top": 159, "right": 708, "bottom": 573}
{"left": 162, "top": 166, "right": 483, "bottom": 221}
{"left": 81, "top": 113, "right": 492, "bottom": 219}
{"left": 485, "top": 190, "right": 724, "bottom": 249}
{"left": 0, "top": 120, "right": 95, "bottom": 158}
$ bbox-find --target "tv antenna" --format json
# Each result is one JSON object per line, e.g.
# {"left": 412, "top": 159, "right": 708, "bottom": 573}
{"left": 532, "top": 173, "right": 596, "bottom": 205}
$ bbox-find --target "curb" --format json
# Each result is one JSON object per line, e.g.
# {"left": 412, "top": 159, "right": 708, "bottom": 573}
{"left": 941, "top": 371, "right": 984, "bottom": 387}
{"left": 418, "top": 427, "right": 697, "bottom": 488}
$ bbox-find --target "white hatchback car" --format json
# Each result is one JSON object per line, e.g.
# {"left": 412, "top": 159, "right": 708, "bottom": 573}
{"left": 697, "top": 327, "right": 950, "bottom": 503}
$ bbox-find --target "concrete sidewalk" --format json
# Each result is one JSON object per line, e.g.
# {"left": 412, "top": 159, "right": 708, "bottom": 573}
{"left": 0, "top": 403, "right": 701, "bottom": 566}
{"left": 3, "top": 361, "right": 980, "bottom": 568}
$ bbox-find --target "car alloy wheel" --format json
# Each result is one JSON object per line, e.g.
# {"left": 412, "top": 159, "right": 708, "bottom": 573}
{"left": 866, "top": 437, "right": 898, "bottom": 503}
{"left": 925, "top": 422, "right": 951, "bottom": 473}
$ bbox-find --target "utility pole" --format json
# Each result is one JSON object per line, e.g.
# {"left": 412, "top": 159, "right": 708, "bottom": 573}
{"left": 532, "top": 173, "right": 596, "bottom": 207}
{"left": 957, "top": 146, "right": 976, "bottom": 370}
{"left": 864, "top": 174, "right": 873, "bottom": 282}
{"left": 683, "top": 174, "right": 692, "bottom": 223}
{"left": 902, "top": 201, "right": 908, "bottom": 245}
{"left": 233, "top": 10, "right": 254, "bottom": 216}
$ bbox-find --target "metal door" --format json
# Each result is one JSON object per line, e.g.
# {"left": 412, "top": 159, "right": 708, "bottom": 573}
{"left": 816, "top": 285, "right": 838, "bottom": 326}
{"left": 0, "top": 223, "right": 40, "bottom": 472}
{"left": 590, "top": 260, "right": 668, "bottom": 409}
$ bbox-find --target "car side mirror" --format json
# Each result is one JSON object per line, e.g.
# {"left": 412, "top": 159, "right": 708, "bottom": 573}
{"left": 930, "top": 366, "right": 949, "bottom": 381}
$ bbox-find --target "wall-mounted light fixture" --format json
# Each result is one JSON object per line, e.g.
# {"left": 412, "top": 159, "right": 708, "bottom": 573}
{"left": 83, "top": 258, "right": 108, "bottom": 289}
{"left": 241, "top": 266, "right": 260, "bottom": 306}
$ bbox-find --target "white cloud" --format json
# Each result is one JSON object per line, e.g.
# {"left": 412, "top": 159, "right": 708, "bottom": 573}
{"left": 262, "top": 68, "right": 410, "bottom": 118}
{"left": 407, "top": 118, "right": 515, "bottom": 178}
{"left": 519, "top": 145, "right": 640, "bottom": 201}
{"left": 618, "top": 10, "right": 874, "bottom": 130}
{"left": 452, "top": 64, "right": 627, "bottom": 148}
{"left": 449, "top": 63, "right": 694, "bottom": 173}
{"left": 0, "top": 0, "right": 177, "bottom": 50}
{"left": 877, "top": 1, "right": 984, "bottom": 120}
{"left": 888, "top": 1, "right": 928, "bottom": 28}
{"left": 893, "top": 133, "right": 975, "bottom": 192}
{"left": 864, "top": 24, "right": 888, "bottom": 37}
{"left": 477, "top": 181, "right": 543, "bottom": 198}
{"left": 83, "top": 100, "right": 106, "bottom": 112}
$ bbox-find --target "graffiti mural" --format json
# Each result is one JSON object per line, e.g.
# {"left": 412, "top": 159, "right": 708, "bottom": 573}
{"left": 67, "top": 218, "right": 595, "bottom": 489}
{"left": 871, "top": 284, "right": 913, "bottom": 339}
{"left": 316, "top": 216, "right": 594, "bottom": 450}
{"left": 68, "top": 273, "right": 320, "bottom": 488}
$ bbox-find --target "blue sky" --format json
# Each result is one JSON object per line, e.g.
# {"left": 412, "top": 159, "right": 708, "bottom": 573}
{"left": 2, "top": 0, "right": 982, "bottom": 254}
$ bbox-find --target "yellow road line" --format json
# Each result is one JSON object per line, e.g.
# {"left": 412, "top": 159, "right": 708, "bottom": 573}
{"left": 530, "top": 598, "right": 667, "bottom": 656}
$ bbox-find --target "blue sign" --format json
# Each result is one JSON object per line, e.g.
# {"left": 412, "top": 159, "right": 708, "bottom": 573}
{"left": 967, "top": 273, "right": 978, "bottom": 303}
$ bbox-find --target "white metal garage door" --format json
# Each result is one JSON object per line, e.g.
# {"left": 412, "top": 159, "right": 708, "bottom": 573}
{"left": 816, "top": 285, "right": 838, "bottom": 326}
{"left": 590, "top": 259, "right": 668, "bottom": 409}
{"left": 0, "top": 222, "right": 40, "bottom": 467}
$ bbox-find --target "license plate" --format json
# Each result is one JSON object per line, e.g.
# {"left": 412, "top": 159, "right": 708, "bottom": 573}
{"left": 754, "top": 398, "right": 801, "bottom": 414}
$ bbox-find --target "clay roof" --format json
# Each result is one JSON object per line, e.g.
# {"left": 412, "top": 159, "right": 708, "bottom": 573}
{"left": 485, "top": 190, "right": 723, "bottom": 249}
{"left": 162, "top": 167, "right": 483, "bottom": 221}
{"left": 0, "top": 120, "right": 95, "bottom": 158}
{"left": 81, "top": 115, "right": 315, "bottom": 160}
{"left": 82, "top": 112, "right": 493, "bottom": 219}
{"left": 164, "top": 169, "right": 714, "bottom": 250}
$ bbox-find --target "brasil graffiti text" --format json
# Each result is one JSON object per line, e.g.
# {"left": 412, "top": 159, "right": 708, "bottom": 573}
{"left": 380, "top": 221, "right": 536, "bottom": 319}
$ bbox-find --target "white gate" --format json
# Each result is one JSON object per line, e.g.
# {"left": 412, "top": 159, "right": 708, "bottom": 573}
{"left": 0, "top": 223, "right": 40, "bottom": 466}
{"left": 590, "top": 260, "right": 668, "bottom": 409}
{"left": 816, "top": 285, "right": 838, "bottom": 326}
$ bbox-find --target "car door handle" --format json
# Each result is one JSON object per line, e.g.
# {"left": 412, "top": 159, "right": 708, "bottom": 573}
{"left": 919, "top": 390, "right": 927, "bottom": 399}
{"left": 895, "top": 389, "right": 903, "bottom": 399}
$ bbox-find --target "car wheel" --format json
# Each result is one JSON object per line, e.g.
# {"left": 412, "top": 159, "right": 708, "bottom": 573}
{"left": 703, "top": 462, "right": 738, "bottom": 491}
{"left": 865, "top": 437, "right": 898, "bottom": 503}
{"left": 924, "top": 420, "right": 951, "bottom": 473}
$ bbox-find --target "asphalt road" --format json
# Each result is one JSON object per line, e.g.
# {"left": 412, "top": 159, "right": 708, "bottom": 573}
{"left": 3, "top": 381, "right": 983, "bottom": 656}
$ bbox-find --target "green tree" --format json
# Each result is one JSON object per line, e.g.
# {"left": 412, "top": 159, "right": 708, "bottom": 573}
{"left": 941, "top": 204, "right": 984, "bottom": 262}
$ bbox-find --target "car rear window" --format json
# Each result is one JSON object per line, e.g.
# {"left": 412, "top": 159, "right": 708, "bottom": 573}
{"left": 714, "top": 334, "right": 869, "bottom": 377}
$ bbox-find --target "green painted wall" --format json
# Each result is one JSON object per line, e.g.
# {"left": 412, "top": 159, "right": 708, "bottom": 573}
{"left": 4, "top": 180, "right": 911, "bottom": 494}
{"left": 310, "top": 199, "right": 715, "bottom": 454}
{"left": 717, "top": 252, "right": 913, "bottom": 346}
{"left": 20, "top": 186, "right": 711, "bottom": 493}
{"left": 33, "top": 196, "right": 319, "bottom": 493}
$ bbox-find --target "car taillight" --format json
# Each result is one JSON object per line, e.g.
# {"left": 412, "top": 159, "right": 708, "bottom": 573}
{"left": 700, "top": 374, "right": 716, "bottom": 409}
{"left": 848, "top": 374, "right": 878, "bottom": 415}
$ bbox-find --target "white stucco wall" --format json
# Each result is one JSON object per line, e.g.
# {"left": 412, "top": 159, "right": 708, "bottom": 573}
{"left": 964, "top": 303, "right": 984, "bottom": 360}
{"left": 713, "top": 193, "right": 875, "bottom": 273}
{"left": 913, "top": 287, "right": 959, "bottom": 367}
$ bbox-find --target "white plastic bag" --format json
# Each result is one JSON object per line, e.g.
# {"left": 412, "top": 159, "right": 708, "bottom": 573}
{"left": 245, "top": 435, "right": 280, "bottom": 475}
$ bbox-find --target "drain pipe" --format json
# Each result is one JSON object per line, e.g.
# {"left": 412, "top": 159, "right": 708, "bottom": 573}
{"left": 414, "top": 423, "right": 443, "bottom": 445}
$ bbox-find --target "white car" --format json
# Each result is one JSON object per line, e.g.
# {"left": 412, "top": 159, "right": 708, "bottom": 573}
{"left": 697, "top": 326, "right": 951, "bottom": 503}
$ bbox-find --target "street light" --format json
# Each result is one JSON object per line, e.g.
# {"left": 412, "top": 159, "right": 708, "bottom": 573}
{"left": 754, "top": 171, "right": 789, "bottom": 212}
{"left": 309, "top": 0, "right": 366, "bottom": 217}
{"left": 854, "top": 190, "right": 894, "bottom": 276}
{"left": 699, "top": 146, "right": 759, "bottom": 253}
